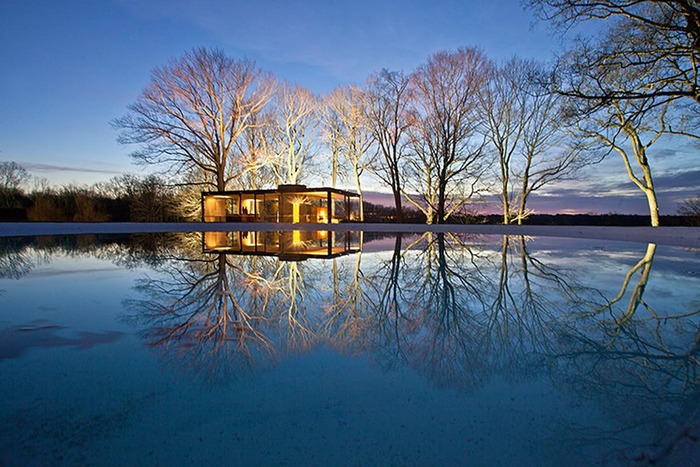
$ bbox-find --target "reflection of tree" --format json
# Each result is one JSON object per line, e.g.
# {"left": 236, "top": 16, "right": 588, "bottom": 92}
{"left": 491, "top": 236, "right": 598, "bottom": 360}
{"left": 0, "top": 238, "right": 42, "bottom": 280}
{"left": 360, "top": 234, "right": 408, "bottom": 366}
{"left": 274, "top": 260, "right": 319, "bottom": 352}
{"left": 594, "top": 242, "right": 656, "bottom": 326}
{"left": 411, "top": 233, "right": 492, "bottom": 389}
{"left": 122, "top": 233, "right": 334, "bottom": 379}
{"left": 10, "top": 231, "right": 698, "bottom": 462}
{"left": 324, "top": 245, "right": 375, "bottom": 356}
{"left": 549, "top": 242, "right": 700, "bottom": 463}
{"left": 356, "top": 232, "right": 494, "bottom": 390}
{"left": 125, "top": 252, "right": 280, "bottom": 380}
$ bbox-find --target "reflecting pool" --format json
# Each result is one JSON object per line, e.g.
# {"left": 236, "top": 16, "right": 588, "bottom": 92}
{"left": 0, "top": 232, "right": 698, "bottom": 465}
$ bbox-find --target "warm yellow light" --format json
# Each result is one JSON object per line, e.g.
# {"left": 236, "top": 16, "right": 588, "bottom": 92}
{"left": 318, "top": 230, "right": 328, "bottom": 239}
{"left": 204, "top": 232, "right": 228, "bottom": 249}
{"left": 293, "top": 229, "right": 301, "bottom": 244}
{"left": 242, "top": 232, "right": 255, "bottom": 246}
{"left": 317, "top": 208, "right": 328, "bottom": 223}
{"left": 292, "top": 202, "right": 300, "bottom": 223}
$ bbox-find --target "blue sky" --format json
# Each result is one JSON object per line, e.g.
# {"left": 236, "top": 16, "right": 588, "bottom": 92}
{"left": 1, "top": 0, "right": 698, "bottom": 214}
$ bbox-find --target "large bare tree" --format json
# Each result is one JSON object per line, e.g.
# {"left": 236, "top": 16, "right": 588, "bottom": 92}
{"left": 479, "top": 59, "right": 524, "bottom": 224}
{"left": 574, "top": 97, "right": 671, "bottom": 226}
{"left": 267, "top": 82, "right": 319, "bottom": 185}
{"left": 364, "top": 70, "right": 413, "bottom": 222}
{"left": 513, "top": 61, "right": 584, "bottom": 224}
{"left": 114, "top": 48, "right": 275, "bottom": 191}
{"left": 324, "top": 85, "right": 375, "bottom": 220}
{"left": 526, "top": 0, "right": 700, "bottom": 106}
{"left": 407, "top": 48, "right": 491, "bottom": 224}
{"left": 233, "top": 111, "right": 276, "bottom": 190}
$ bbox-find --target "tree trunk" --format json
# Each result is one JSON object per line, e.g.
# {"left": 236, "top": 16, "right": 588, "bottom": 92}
{"left": 393, "top": 188, "right": 404, "bottom": 222}
{"left": 217, "top": 168, "right": 226, "bottom": 191}
{"left": 644, "top": 188, "right": 660, "bottom": 227}
{"left": 436, "top": 169, "right": 446, "bottom": 224}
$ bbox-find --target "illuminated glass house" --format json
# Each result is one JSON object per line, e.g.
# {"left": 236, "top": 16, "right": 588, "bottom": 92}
{"left": 202, "top": 184, "right": 362, "bottom": 223}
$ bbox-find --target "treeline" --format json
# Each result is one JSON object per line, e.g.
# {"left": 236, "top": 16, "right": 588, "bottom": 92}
{"left": 362, "top": 202, "right": 700, "bottom": 226}
{"left": 0, "top": 168, "right": 190, "bottom": 222}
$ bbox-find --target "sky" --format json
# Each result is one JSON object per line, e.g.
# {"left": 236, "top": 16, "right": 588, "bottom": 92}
{"left": 1, "top": 0, "right": 698, "bottom": 215}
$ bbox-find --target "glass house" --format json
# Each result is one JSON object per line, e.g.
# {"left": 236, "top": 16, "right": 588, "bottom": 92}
{"left": 201, "top": 184, "right": 362, "bottom": 224}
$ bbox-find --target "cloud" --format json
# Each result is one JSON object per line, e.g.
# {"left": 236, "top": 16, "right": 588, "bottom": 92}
{"left": 654, "top": 169, "right": 700, "bottom": 191}
{"left": 15, "top": 162, "right": 123, "bottom": 176}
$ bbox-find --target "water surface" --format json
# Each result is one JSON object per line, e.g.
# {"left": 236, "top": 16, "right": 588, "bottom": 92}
{"left": 1, "top": 232, "right": 698, "bottom": 465}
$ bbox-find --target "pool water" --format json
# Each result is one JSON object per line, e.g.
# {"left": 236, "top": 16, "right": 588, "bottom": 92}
{"left": 0, "top": 232, "right": 698, "bottom": 465}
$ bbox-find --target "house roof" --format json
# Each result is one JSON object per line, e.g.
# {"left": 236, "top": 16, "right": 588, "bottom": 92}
{"left": 201, "top": 184, "right": 361, "bottom": 198}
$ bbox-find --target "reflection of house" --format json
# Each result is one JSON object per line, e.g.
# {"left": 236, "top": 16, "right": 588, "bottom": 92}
{"left": 202, "top": 231, "right": 362, "bottom": 261}
{"left": 202, "top": 184, "right": 362, "bottom": 223}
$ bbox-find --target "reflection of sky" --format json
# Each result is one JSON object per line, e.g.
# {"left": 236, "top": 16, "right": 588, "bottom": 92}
{"left": 2, "top": 254, "right": 137, "bottom": 331}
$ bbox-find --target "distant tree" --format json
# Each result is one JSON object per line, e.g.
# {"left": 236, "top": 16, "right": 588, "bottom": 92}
{"left": 0, "top": 161, "right": 30, "bottom": 209}
{"left": 27, "top": 184, "right": 110, "bottom": 222}
{"left": 407, "top": 48, "right": 491, "bottom": 224}
{"left": 678, "top": 194, "right": 700, "bottom": 225}
{"left": 267, "top": 82, "right": 319, "bottom": 185}
{"left": 111, "top": 174, "right": 181, "bottom": 222}
{"left": 364, "top": 69, "right": 413, "bottom": 222}
{"left": 525, "top": 0, "right": 700, "bottom": 107}
{"left": 324, "top": 85, "right": 375, "bottom": 220}
{"left": 114, "top": 48, "right": 275, "bottom": 191}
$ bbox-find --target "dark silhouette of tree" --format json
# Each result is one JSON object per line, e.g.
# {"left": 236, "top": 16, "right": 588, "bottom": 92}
{"left": 526, "top": 0, "right": 700, "bottom": 106}
{"left": 0, "top": 161, "right": 29, "bottom": 210}
{"left": 678, "top": 194, "right": 700, "bottom": 225}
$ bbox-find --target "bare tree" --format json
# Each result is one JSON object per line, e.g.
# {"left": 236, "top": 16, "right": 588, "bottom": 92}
{"left": 567, "top": 57, "right": 696, "bottom": 227}
{"left": 0, "top": 161, "right": 29, "bottom": 209}
{"left": 678, "top": 194, "right": 700, "bottom": 225}
{"left": 515, "top": 63, "right": 584, "bottom": 224}
{"left": 364, "top": 70, "right": 413, "bottom": 221}
{"left": 481, "top": 59, "right": 585, "bottom": 224}
{"left": 480, "top": 59, "right": 524, "bottom": 224}
{"left": 268, "top": 82, "right": 319, "bottom": 185}
{"left": 526, "top": 0, "right": 700, "bottom": 106}
{"left": 324, "top": 85, "right": 375, "bottom": 220}
{"left": 407, "top": 48, "right": 491, "bottom": 224}
{"left": 111, "top": 174, "right": 181, "bottom": 222}
{"left": 114, "top": 48, "right": 275, "bottom": 191}
{"left": 233, "top": 110, "right": 276, "bottom": 190}
{"left": 320, "top": 94, "right": 345, "bottom": 188}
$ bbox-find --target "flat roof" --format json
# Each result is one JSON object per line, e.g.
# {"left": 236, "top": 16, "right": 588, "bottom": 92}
{"left": 202, "top": 185, "right": 360, "bottom": 198}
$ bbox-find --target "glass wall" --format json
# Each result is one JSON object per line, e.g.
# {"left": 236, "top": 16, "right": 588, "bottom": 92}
{"left": 203, "top": 188, "right": 360, "bottom": 223}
